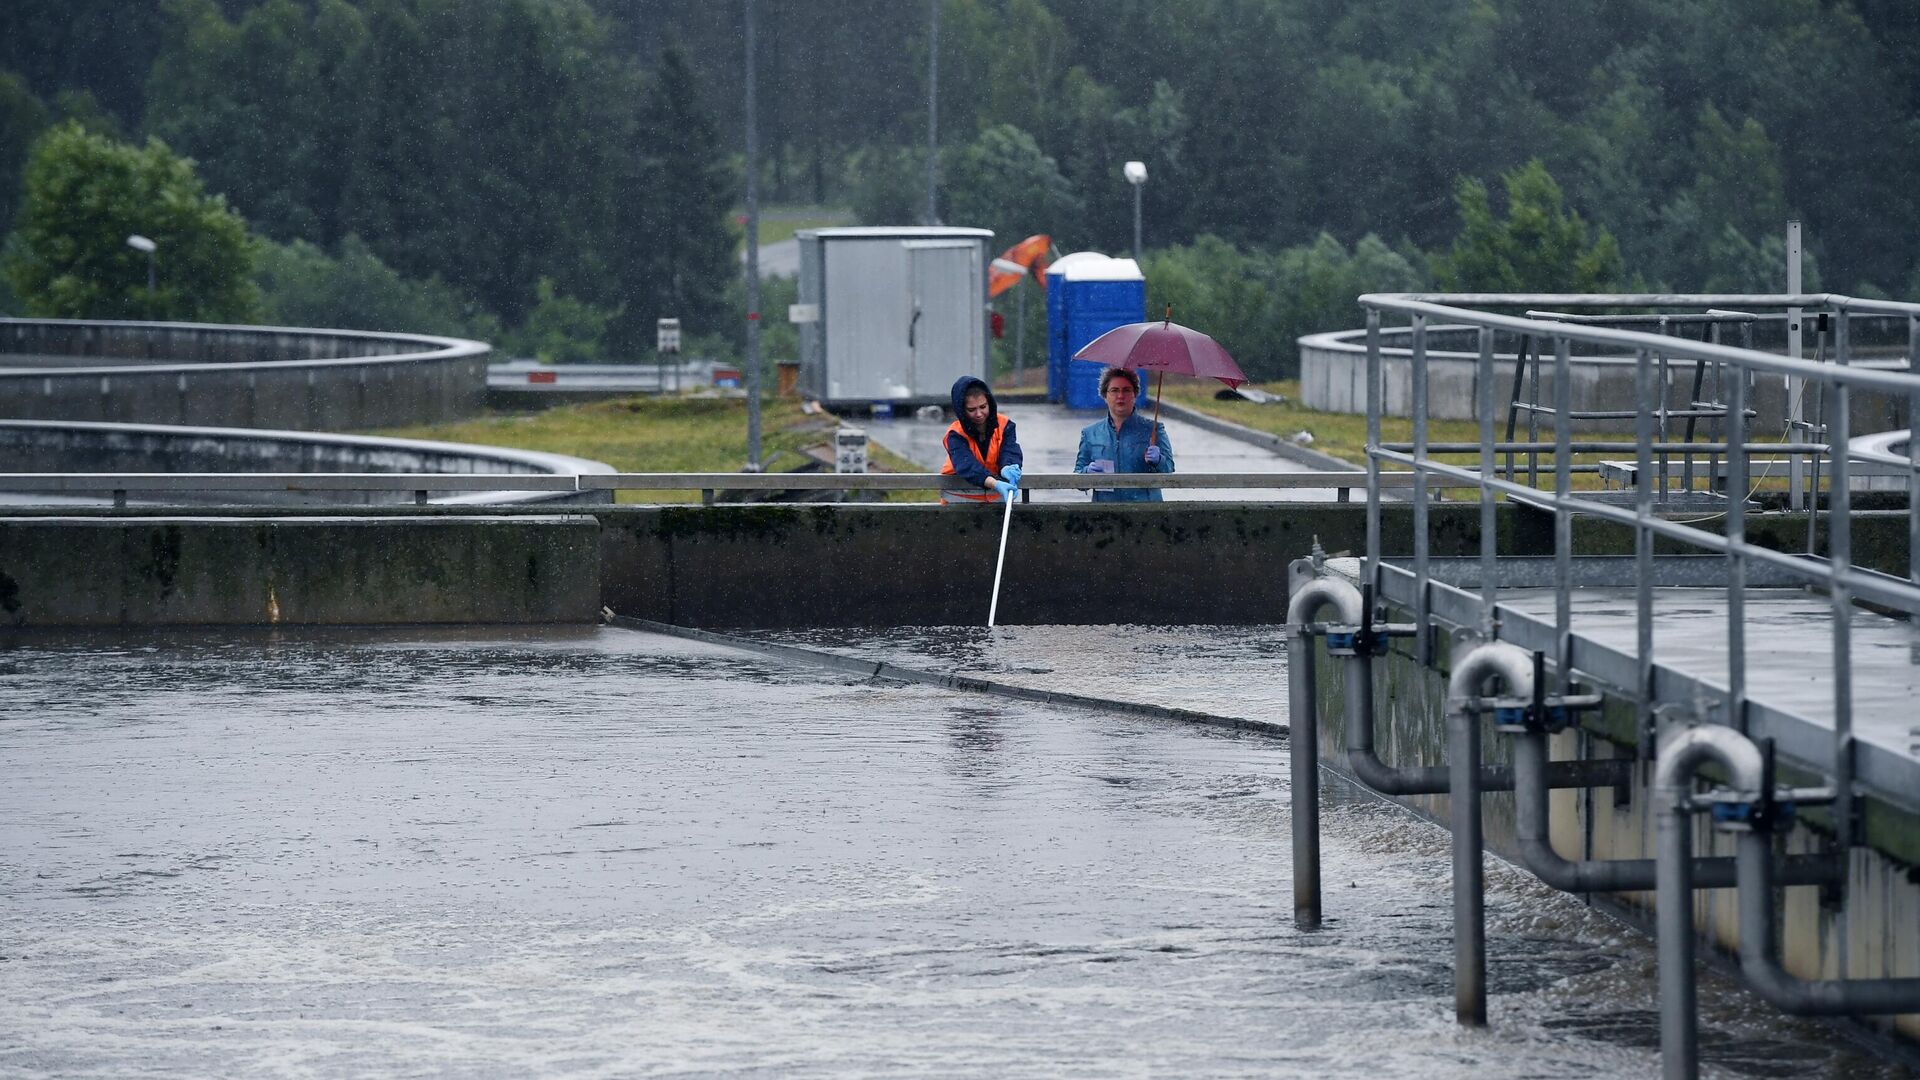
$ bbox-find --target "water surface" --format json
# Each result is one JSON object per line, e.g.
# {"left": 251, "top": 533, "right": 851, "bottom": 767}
{"left": 1, "top": 626, "right": 1903, "bottom": 1078}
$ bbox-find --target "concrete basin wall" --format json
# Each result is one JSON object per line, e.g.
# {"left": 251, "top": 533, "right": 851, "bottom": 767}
{"left": 0, "top": 515, "right": 601, "bottom": 626}
{"left": 1308, "top": 584, "right": 1920, "bottom": 1046}
{"left": 3, "top": 502, "right": 1910, "bottom": 628}
{"left": 0, "top": 420, "right": 616, "bottom": 507}
{"left": 0, "top": 319, "right": 489, "bottom": 430}
{"left": 1299, "top": 325, "right": 1910, "bottom": 435}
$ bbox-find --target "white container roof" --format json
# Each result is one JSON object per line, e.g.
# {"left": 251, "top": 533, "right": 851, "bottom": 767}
{"left": 1048, "top": 251, "right": 1144, "bottom": 282}
{"left": 799, "top": 226, "right": 994, "bottom": 241}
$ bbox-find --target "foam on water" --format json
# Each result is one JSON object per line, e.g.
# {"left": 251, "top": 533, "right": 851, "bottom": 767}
{"left": 0, "top": 627, "right": 1907, "bottom": 1078}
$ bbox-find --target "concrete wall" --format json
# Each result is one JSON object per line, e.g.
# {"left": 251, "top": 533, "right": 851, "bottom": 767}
{"left": 1299, "top": 326, "right": 1909, "bottom": 436}
{"left": 0, "top": 515, "right": 600, "bottom": 627}
{"left": 597, "top": 503, "right": 1541, "bottom": 628}
{"left": 0, "top": 420, "right": 615, "bottom": 507}
{"left": 3, "top": 502, "right": 1909, "bottom": 628}
{"left": 1306, "top": 576, "right": 1920, "bottom": 1046}
{"left": 0, "top": 319, "right": 489, "bottom": 430}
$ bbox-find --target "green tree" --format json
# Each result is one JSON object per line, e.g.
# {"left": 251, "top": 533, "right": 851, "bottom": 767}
{"left": 1433, "top": 159, "right": 1623, "bottom": 293}
{"left": 504, "top": 278, "right": 616, "bottom": 364}
{"left": 608, "top": 44, "right": 738, "bottom": 355}
{"left": 254, "top": 234, "right": 499, "bottom": 340}
{"left": 1273, "top": 232, "right": 1426, "bottom": 372}
{"left": 3, "top": 122, "right": 257, "bottom": 320}
{"left": 943, "top": 124, "right": 1081, "bottom": 243}
{"left": 146, "top": 0, "right": 371, "bottom": 246}
{"left": 0, "top": 70, "right": 50, "bottom": 237}
{"left": 1145, "top": 231, "right": 1426, "bottom": 382}
{"left": 0, "top": 0, "right": 165, "bottom": 128}
{"left": 848, "top": 145, "right": 923, "bottom": 226}
{"left": 336, "top": 0, "right": 630, "bottom": 323}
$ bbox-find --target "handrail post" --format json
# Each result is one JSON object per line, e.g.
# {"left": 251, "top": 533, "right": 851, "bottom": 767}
{"left": 1478, "top": 327, "right": 1498, "bottom": 637}
{"left": 1412, "top": 314, "right": 1431, "bottom": 665}
{"left": 1365, "top": 307, "right": 1383, "bottom": 592}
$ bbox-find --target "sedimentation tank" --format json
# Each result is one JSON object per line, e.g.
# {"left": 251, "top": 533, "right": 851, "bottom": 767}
{"left": 4, "top": 299, "right": 1918, "bottom": 1076}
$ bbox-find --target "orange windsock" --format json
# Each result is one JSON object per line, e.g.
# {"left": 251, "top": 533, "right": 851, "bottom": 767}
{"left": 988, "top": 234, "right": 1053, "bottom": 298}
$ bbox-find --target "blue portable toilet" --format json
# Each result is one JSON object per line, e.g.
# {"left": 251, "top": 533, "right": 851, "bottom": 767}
{"left": 1045, "top": 252, "right": 1146, "bottom": 408}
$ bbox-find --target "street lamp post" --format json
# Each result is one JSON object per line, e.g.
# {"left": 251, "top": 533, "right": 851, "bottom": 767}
{"left": 1122, "top": 161, "right": 1147, "bottom": 263}
{"left": 742, "top": 0, "right": 763, "bottom": 471}
{"left": 126, "top": 234, "right": 157, "bottom": 295}
{"left": 926, "top": 0, "right": 940, "bottom": 225}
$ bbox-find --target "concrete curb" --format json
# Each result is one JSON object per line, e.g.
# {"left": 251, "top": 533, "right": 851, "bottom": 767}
{"left": 1151, "top": 399, "right": 1360, "bottom": 471}
{"left": 606, "top": 613, "right": 1288, "bottom": 739}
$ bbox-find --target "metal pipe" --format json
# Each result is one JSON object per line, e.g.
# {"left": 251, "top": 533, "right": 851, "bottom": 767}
{"left": 1511, "top": 730, "right": 1836, "bottom": 892}
{"left": 1344, "top": 680, "right": 1628, "bottom": 794}
{"left": 1446, "top": 641, "right": 1535, "bottom": 1027}
{"left": 1654, "top": 724, "right": 1767, "bottom": 1080}
{"left": 1737, "top": 830, "right": 1920, "bottom": 1014}
{"left": 1286, "top": 575, "right": 1364, "bottom": 930}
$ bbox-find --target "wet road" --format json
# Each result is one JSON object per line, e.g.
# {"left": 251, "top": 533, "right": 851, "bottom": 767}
{"left": 1, "top": 626, "right": 1906, "bottom": 1078}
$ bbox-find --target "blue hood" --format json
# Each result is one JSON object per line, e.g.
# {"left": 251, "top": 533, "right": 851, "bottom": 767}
{"left": 949, "top": 375, "right": 997, "bottom": 440}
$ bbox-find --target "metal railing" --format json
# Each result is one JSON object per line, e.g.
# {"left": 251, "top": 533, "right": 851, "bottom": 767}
{"left": 0, "top": 469, "right": 1435, "bottom": 509}
{"left": 1348, "top": 291, "right": 1920, "bottom": 1077}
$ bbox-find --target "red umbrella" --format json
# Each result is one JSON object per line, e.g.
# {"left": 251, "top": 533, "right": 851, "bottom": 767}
{"left": 1072, "top": 305, "right": 1248, "bottom": 441}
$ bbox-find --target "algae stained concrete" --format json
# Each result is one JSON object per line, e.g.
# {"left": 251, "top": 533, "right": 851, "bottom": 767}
{"left": 597, "top": 503, "right": 1545, "bottom": 628}
{"left": 0, "top": 516, "right": 600, "bottom": 627}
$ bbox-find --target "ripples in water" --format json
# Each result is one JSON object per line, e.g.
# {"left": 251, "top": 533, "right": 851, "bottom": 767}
{"left": 0, "top": 625, "right": 1908, "bottom": 1078}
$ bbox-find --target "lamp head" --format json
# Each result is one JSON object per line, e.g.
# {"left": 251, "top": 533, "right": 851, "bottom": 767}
{"left": 125, "top": 235, "right": 156, "bottom": 253}
{"left": 1122, "top": 160, "right": 1147, "bottom": 186}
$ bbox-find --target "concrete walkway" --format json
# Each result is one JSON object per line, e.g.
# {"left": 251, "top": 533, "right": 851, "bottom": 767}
{"left": 859, "top": 401, "right": 1344, "bottom": 502}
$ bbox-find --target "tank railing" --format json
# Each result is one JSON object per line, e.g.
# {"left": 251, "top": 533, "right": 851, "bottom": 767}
{"left": 1656, "top": 724, "right": 1920, "bottom": 1079}
{"left": 1506, "top": 311, "right": 1760, "bottom": 497}
{"left": 1357, "top": 292, "right": 1920, "bottom": 1059}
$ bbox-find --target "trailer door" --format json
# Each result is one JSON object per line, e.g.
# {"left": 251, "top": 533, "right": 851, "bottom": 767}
{"left": 905, "top": 240, "right": 983, "bottom": 398}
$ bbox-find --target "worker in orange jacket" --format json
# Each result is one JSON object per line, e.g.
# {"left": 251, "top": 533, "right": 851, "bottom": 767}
{"left": 939, "top": 375, "right": 1024, "bottom": 505}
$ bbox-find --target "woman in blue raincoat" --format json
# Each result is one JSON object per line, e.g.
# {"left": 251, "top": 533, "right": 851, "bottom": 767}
{"left": 1074, "top": 367, "right": 1172, "bottom": 502}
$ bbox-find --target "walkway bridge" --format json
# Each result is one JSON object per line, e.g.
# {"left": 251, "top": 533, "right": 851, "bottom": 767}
{"left": 1287, "top": 291, "right": 1920, "bottom": 1079}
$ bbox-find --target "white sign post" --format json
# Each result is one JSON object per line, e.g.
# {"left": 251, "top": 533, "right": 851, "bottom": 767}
{"left": 656, "top": 317, "right": 681, "bottom": 394}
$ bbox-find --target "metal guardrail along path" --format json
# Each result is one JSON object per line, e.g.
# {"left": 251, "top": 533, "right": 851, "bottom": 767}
{"left": 0, "top": 470, "right": 1427, "bottom": 508}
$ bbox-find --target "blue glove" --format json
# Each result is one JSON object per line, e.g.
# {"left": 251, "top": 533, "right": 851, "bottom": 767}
{"left": 1002, "top": 464, "right": 1022, "bottom": 487}
{"left": 1082, "top": 461, "right": 1108, "bottom": 474}
{"left": 1144, "top": 444, "right": 1163, "bottom": 466}
{"left": 992, "top": 479, "right": 1016, "bottom": 498}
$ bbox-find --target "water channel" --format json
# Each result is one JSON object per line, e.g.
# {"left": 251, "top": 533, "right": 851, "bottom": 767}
{"left": 2, "top": 625, "right": 1910, "bottom": 1077}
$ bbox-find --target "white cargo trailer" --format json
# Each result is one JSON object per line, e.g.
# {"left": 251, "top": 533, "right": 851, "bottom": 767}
{"left": 792, "top": 226, "right": 992, "bottom": 408}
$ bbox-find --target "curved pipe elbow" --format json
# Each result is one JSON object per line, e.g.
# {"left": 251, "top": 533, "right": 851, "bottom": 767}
{"left": 1446, "top": 641, "right": 1535, "bottom": 713}
{"left": 1653, "top": 724, "right": 1765, "bottom": 806}
{"left": 1287, "top": 576, "right": 1363, "bottom": 628}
